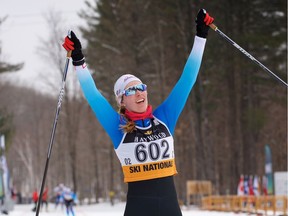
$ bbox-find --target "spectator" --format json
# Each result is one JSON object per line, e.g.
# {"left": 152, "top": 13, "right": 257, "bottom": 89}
{"left": 31, "top": 189, "right": 38, "bottom": 212}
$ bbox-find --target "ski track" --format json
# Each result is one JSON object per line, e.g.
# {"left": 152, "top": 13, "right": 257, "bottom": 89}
{"left": 8, "top": 202, "right": 252, "bottom": 216}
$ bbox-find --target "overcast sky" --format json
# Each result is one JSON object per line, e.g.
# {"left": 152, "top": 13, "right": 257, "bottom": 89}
{"left": 0, "top": 0, "right": 89, "bottom": 91}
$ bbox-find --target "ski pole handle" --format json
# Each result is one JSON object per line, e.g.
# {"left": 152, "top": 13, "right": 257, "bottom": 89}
{"left": 67, "top": 50, "right": 72, "bottom": 58}
{"left": 209, "top": 23, "right": 218, "bottom": 31}
{"left": 67, "top": 30, "right": 72, "bottom": 58}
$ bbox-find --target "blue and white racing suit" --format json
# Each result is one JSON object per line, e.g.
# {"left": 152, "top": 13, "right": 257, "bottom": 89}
{"left": 75, "top": 36, "right": 206, "bottom": 216}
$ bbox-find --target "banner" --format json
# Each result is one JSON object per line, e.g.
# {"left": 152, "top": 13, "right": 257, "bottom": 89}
{"left": 248, "top": 175, "right": 254, "bottom": 195}
{"left": 0, "top": 134, "right": 14, "bottom": 211}
{"left": 253, "top": 175, "right": 260, "bottom": 196}
{"left": 265, "top": 144, "right": 273, "bottom": 195}
{"left": 274, "top": 172, "right": 288, "bottom": 195}
{"left": 0, "top": 135, "right": 5, "bottom": 198}
{"left": 244, "top": 175, "right": 249, "bottom": 195}
{"left": 0, "top": 136, "right": 4, "bottom": 150}
{"left": 0, "top": 169, "right": 4, "bottom": 199}
{"left": 0, "top": 135, "right": 10, "bottom": 197}
{"left": 237, "top": 174, "right": 244, "bottom": 195}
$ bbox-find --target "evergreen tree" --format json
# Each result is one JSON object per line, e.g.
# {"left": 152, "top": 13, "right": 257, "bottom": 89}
{"left": 78, "top": 0, "right": 286, "bottom": 195}
{"left": 0, "top": 17, "right": 23, "bottom": 149}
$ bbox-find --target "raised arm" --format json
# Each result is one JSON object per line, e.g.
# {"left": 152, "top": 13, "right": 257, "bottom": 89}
{"left": 154, "top": 9, "right": 214, "bottom": 134}
{"left": 62, "top": 31, "right": 122, "bottom": 146}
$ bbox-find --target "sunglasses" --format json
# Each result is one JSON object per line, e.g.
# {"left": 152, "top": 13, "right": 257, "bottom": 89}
{"left": 123, "top": 83, "right": 147, "bottom": 96}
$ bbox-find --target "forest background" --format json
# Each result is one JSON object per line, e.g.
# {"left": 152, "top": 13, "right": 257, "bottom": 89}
{"left": 0, "top": 0, "right": 286, "bottom": 203}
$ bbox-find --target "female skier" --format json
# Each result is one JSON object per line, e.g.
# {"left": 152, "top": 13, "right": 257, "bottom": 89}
{"left": 63, "top": 8, "right": 214, "bottom": 216}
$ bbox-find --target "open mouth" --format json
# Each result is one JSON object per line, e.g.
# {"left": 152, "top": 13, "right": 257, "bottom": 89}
{"left": 136, "top": 99, "right": 145, "bottom": 103}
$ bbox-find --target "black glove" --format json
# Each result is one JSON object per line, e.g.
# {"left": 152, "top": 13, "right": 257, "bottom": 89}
{"left": 195, "top": 9, "right": 214, "bottom": 38}
{"left": 62, "top": 31, "right": 85, "bottom": 66}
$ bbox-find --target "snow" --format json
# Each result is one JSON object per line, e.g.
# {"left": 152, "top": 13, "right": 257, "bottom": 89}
{"left": 7, "top": 202, "right": 249, "bottom": 216}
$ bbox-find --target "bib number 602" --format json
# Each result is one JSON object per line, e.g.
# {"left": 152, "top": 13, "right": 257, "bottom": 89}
{"left": 135, "top": 140, "right": 170, "bottom": 162}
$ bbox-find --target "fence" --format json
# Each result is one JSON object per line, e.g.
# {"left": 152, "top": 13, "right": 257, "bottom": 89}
{"left": 201, "top": 195, "right": 287, "bottom": 216}
{"left": 186, "top": 180, "right": 212, "bottom": 206}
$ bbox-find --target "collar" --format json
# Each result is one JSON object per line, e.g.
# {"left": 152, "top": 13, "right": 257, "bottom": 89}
{"left": 125, "top": 105, "right": 153, "bottom": 121}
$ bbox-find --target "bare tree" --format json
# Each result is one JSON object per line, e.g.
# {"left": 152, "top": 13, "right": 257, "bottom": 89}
{"left": 36, "top": 9, "right": 85, "bottom": 194}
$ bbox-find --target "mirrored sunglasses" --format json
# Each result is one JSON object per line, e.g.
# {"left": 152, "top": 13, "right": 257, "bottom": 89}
{"left": 123, "top": 84, "right": 147, "bottom": 96}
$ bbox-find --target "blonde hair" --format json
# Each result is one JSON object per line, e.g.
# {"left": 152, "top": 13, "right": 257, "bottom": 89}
{"left": 118, "top": 106, "right": 136, "bottom": 133}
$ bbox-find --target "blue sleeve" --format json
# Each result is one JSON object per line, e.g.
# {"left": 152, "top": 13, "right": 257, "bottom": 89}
{"left": 153, "top": 36, "right": 206, "bottom": 134}
{"left": 75, "top": 65, "right": 123, "bottom": 148}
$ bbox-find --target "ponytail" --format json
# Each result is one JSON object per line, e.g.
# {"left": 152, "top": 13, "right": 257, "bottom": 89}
{"left": 118, "top": 106, "right": 136, "bottom": 133}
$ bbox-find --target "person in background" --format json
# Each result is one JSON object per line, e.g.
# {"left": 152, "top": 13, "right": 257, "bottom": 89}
{"left": 10, "top": 187, "right": 17, "bottom": 201}
{"left": 31, "top": 189, "right": 38, "bottom": 212}
{"left": 41, "top": 187, "right": 49, "bottom": 211}
{"left": 62, "top": 187, "right": 77, "bottom": 216}
{"left": 54, "top": 183, "right": 65, "bottom": 210}
{"left": 62, "top": 8, "right": 214, "bottom": 216}
{"left": 109, "top": 190, "right": 115, "bottom": 206}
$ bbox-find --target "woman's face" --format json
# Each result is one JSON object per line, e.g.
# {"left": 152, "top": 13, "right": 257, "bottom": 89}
{"left": 121, "top": 80, "right": 148, "bottom": 113}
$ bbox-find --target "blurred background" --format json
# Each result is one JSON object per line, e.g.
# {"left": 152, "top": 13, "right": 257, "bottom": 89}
{"left": 0, "top": 0, "right": 286, "bottom": 207}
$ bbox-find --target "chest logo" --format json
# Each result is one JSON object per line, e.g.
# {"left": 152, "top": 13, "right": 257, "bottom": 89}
{"left": 144, "top": 130, "right": 152, "bottom": 135}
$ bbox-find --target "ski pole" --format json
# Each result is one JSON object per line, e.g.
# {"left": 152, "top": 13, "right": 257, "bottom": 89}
{"left": 35, "top": 30, "right": 72, "bottom": 216}
{"left": 209, "top": 23, "right": 288, "bottom": 88}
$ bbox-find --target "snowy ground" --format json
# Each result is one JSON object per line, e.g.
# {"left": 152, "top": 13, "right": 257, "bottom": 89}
{"left": 4, "top": 202, "right": 254, "bottom": 216}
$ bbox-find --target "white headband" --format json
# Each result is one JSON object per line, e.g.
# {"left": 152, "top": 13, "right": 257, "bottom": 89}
{"left": 114, "top": 74, "right": 142, "bottom": 105}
